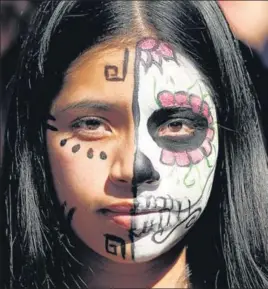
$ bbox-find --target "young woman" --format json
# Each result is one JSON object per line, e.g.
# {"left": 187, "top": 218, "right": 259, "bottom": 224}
{"left": 1, "top": 1, "right": 268, "bottom": 288}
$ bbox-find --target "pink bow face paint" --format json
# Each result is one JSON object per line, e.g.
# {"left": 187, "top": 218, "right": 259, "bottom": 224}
{"left": 46, "top": 38, "right": 218, "bottom": 264}
{"left": 130, "top": 38, "right": 218, "bottom": 262}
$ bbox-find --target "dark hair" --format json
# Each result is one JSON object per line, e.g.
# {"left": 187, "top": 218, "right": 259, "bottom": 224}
{"left": 1, "top": 1, "right": 268, "bottom": 288}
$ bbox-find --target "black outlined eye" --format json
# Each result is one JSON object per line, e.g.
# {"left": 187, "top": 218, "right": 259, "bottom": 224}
{"left": 158, "top": 120, "right": 195, "bottom": 137}
{"left": 71, "top": 117, "right": 112, "bottom": 139}
{"left": 147, "top": 107, "right": 208, "bottom": 152}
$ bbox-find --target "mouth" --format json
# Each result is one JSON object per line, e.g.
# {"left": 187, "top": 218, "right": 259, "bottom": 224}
{"left": 99, "top": 203, "right": 164, "bottom": 230}
{"left": 99, "top": 202, "right": 165, "bottom": 215}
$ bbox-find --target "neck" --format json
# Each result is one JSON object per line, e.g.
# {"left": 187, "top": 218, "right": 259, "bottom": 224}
{"left": 78, "top": 243, "right": 190, "bottom": 288}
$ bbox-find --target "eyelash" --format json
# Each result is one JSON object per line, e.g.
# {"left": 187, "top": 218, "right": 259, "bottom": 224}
{"left": 158, "top": 119, "right": 195, "bottom": 135}
{"left": 71, "top": 116, "right": 112, "bottom": 139}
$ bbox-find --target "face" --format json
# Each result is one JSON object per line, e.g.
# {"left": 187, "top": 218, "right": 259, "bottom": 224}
{"left": 46, "top": 38, "right": 219, "bottom": 263}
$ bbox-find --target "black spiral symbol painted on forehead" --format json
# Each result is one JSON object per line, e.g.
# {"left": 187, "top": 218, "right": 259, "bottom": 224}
{"left": 104, "top": 48, "right": 129, "bottom": 82}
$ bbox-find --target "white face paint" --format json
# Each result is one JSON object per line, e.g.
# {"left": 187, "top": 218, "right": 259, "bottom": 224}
{"left": 131, "top": 38, "right": 219, "bottom": 262}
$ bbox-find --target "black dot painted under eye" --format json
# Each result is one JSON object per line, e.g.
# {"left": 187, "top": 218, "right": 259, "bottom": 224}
{"left": 87, "top": 148, "right": 94, "bottom": 159}
{"left": 72, "top": 144, "right": 81, "bottom": 153}
{"left": 100, "top": 151, "right": 107, "bottom": 160}
{"left": 60, "top": 139, "right": 67, "bottom": 147}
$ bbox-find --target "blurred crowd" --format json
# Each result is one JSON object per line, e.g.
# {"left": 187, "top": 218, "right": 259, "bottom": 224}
{"left": 0, "top": 0, "right": 39, "bottom": 163}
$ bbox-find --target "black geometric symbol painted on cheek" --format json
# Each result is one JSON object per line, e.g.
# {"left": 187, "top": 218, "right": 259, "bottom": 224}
{"left": 67, "top": 207, "right": 77, "bottom": 224}
{"left": 60, "top": 201, "right": 67, "bottom": 214}
{"left": 60, "top": 201, "right": 76, "bottom": 225}
{"left": 104, "top": 234, "right": 126, "bottom": 259}
{"left": 46, "top": 114, "right": 58, "bottom": 131}
{"left": 72, "top": 144, "right": 81, "bottom": 153}
{"left": 46, "top": 124, "right": 58, "bottom": 131}
{"left": 87, "top": 148, "right": 94, "bottom": 159}
{"left": 100, "top": 151, "right": 107, "bottom": 160}
{"left": 48, "top": 114, "right": 56, "bottom": 121}
{"left": 104, "top": 48, "right": 129, "bottom": 82}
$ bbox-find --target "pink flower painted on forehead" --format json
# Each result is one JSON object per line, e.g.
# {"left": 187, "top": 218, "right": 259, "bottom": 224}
{"left": 137, "top": 38, "right": 178, "bottom": 73}
{"left": 158, "top": 91, "right": 215, "bottom": 167}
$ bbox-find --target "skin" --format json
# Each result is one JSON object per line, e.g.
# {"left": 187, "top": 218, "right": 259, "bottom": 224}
{"left": 46, "top": 38, "right": 219, "bottom": 287}
{"left": 218, "top": 0, "right": 268, "bottom": 49}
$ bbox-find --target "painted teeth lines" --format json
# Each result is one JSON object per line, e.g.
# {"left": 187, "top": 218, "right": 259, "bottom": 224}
{"left": 132, "top": 195, "right": 187, "bottom": 238}
{"left": 60, "top": 138, "right": 107, "bottom": 160}
{"left": 134, "top": 195, "right": 186, "bottom": 215}
{"left": 132, "top": 211, "right": 173, "bottom": 238}
{"left": 132, "top": 196, "right": 200, "bottom": 239}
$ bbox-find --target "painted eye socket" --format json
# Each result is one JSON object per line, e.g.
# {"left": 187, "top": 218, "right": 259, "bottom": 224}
{"left": 147, "top": 107, "right": 208, "bottom": 152}
{"left": 71, "top": 117, "right": 112, "bottom": 139}
{"left": 158, "top": 120, "right": 195, "bottom": 137}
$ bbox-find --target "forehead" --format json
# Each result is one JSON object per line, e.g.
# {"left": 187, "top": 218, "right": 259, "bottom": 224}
{"left": 54, "top": 41, "right": 212, "bottom": 111}
{"left": 137, "top": 50, "right": 214, "bottom": 113}
{"left": 54, "top": 45, "right": 135, "bottom": 111}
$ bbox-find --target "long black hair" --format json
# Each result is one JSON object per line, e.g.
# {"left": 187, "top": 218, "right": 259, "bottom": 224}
{"left": 1, "top": 1, "right": 268, "bottom": 288}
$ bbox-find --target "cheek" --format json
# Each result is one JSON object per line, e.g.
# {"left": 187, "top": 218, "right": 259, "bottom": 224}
{"left": 155, "top": 160, "right": 216, "bottom": 208}
{"left": 158, "top": 135, "right": 218, "bottom": 199}
{"left": 47, "top": 139, "right": 111, "bottom": 205}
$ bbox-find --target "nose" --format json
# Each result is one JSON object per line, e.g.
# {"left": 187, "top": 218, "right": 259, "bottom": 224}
{"left": 109, "top": 143, "right": 135, "bottom": 186}
{"left": 109, "top": 147, "right": 160, "bottom": 187}
{"left": 133, "top": 150, "right": 160, "bottom": 187}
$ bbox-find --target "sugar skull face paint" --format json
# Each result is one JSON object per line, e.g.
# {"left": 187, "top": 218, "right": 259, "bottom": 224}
{"left": 130, "top": 38, "right": 219, "bottom": 262}
{"left": 46, "top": 38, "right": 218, "bottom": 265}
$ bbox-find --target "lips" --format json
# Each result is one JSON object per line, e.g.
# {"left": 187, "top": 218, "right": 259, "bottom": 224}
{"left": 100, "top": 202, "right": 163, "bottom": 215}
{"left": 98, "top": 203, "right": 130, "bottom": 230}
{"left": 99, "top": 203, "right": 163, "bottom": 230}
{"left": 103, "top": 203, "right": 133, "bottom": 214}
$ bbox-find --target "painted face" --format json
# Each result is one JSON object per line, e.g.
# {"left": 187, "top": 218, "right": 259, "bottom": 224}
{"left": 131, "top": 38, "right": 218, "bottom": 261}
{"left": 46, "top": 38, "right": 218, "bottom": 264}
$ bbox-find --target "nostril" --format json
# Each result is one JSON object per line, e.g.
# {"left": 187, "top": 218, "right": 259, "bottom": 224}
{"left": 146, "top": 178, "right": 160, "bottom": 185}
{"left": 119, "top": 179, "right": 128, "bottom": 183}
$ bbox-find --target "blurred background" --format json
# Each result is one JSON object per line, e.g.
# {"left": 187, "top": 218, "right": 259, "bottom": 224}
{"left": 0, "top": 1, "right": 268, "bottom": 162}
{"left": 0, "top": 0, "right": 41, "bottom": 163}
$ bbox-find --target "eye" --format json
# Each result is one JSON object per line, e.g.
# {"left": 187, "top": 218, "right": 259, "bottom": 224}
{"left": 147, "top": 107, "right": 208, "bottom": 152}
{"left": 72, "top": 118, "right": 102, "bottom": 130}
{"left": 71, "top": 117, "right": 112, "bottom": 139}
{"left": 158, "top": 120, "right": 195, "bottom": 137}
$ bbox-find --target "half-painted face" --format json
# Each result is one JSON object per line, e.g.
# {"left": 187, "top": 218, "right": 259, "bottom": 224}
{"left": 46, "top": 38, "right": 218, "bottom": 263}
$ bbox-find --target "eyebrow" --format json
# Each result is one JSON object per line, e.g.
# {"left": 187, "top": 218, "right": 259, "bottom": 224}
{"left": 60, "top": 100, "right": 116, "bottom": 113}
